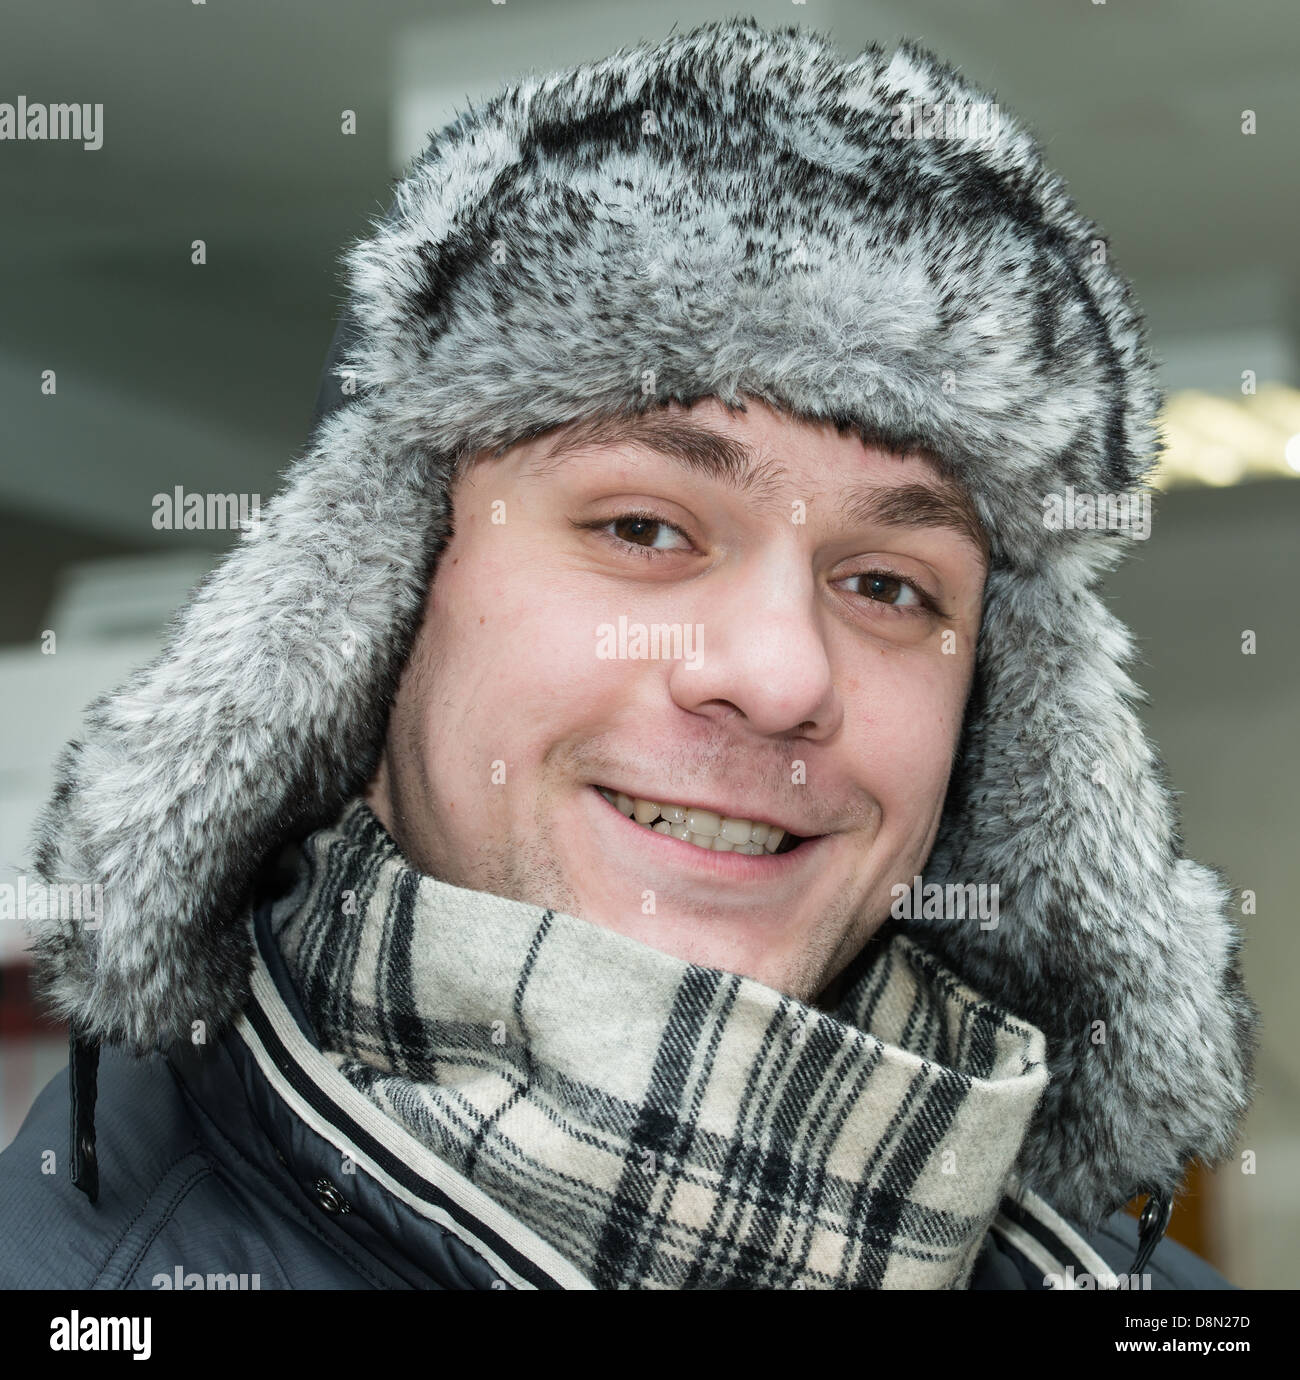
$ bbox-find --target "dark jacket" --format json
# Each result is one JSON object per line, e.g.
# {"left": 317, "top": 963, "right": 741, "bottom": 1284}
{"left": 0, "top": 888, "right": 1232, "bottom": 1290}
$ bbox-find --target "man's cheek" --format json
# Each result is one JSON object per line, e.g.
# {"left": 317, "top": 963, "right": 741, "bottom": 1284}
{"left": 449, "top": 598, "right": 615, "bottom": 768}
{"left": 494, "top": 573, "right": 638, "bottom": 680}
{"left": 866, "top": 687, "right": 955, "bottom": 798}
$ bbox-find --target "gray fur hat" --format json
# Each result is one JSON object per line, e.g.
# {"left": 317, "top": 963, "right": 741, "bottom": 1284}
{"left": 28, "top": 16, "right": 1257, "bottom": 1229}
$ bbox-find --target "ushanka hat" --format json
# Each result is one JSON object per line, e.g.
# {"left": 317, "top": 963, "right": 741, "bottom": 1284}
{"left": 28, "top": 16, "right": 1257, "bottom": 1231}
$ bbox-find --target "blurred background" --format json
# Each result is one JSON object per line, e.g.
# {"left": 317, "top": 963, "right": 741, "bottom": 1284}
{"left": 0, "top": 0, "right": 1296, "bottom": 1287}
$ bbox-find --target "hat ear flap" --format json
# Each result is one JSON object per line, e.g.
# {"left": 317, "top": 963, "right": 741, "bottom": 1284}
{"left": 27, "top": 403, "right": 448, "bottom": 1055}
{"left": 910, "top": 564, "right": 1258, "bottom": 1226}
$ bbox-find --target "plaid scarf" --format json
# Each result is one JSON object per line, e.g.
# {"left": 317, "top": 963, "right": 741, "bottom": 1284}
{"left": 272, "top": 799, "right": 1048, "bottom": 1289}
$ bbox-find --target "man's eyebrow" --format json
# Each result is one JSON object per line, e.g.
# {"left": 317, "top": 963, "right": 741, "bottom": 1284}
{"left": 838, "top": 482, "right": 990, "bottom": 570}
{"left": 523, "top": 412, "right": 989, "bottom": 568}
{"left": 525, "top": 412, "right": 762, "bottom": 489}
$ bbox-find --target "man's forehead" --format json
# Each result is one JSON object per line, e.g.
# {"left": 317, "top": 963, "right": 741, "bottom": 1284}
{"left": 517, "top": 407, "right": 990, "bottom": 569}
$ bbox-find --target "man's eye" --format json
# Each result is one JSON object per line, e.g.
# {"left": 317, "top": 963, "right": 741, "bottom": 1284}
{"left": 836, "top": 570, "right": 936, "bottom": 614}
{"left": 577, "top": 511, "right": 693, "bottom": 556}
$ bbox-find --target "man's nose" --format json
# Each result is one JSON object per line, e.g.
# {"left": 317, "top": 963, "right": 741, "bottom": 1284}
{"left": 666, "top": 559, "right": 842, "bottom": 740}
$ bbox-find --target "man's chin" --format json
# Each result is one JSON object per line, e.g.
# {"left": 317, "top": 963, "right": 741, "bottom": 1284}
{"left": 550, "top": 894, "right": 831, "bottom": 1001}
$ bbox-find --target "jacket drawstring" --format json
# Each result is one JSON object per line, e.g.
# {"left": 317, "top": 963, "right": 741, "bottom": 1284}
{"left": 69, "top": 1028, "right": 101, "bottom": 1204}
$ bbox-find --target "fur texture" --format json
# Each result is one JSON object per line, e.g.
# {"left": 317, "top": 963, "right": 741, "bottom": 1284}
{"left": 26, "top": 16, "right": 1257, "bottom": 1228}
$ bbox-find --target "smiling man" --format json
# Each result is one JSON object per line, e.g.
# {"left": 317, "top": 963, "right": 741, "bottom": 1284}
{"left": 3, "top": 18, "right": 1257, "bottom": 1294}
{"left": 365, "top": 399, "right": 989, "bottom": 1006}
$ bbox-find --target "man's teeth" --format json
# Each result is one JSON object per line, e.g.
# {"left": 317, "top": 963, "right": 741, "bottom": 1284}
{"left": 596, "top": 787, "right": 796, "bottom": 855}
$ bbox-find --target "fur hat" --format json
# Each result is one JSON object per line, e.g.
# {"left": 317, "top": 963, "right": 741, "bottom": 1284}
{"left": 27, "top": 16, "right": 1257, "bottom": 1229}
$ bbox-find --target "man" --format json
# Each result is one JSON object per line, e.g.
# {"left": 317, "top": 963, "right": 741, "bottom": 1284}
{"left": 0, "top": 18, "right": 1257, "bottom": 1289}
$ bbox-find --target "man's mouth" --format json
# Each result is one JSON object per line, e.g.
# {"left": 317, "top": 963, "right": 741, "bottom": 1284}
{"left": 594, "top": 785, "right": 809, "bottom": 855}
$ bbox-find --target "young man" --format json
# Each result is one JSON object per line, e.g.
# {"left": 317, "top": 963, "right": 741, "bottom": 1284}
{"left": 1, "top": 18, "right": 1257, "bottom": 1289}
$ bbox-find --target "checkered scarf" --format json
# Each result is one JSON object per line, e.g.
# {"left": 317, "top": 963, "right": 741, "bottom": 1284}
{"left": 272, "top": 799, "right": 1048, "bottom": 1289}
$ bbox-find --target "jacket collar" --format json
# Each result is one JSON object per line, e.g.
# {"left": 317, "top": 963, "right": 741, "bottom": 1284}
{"left": 228, "top": 885, "right": 592, "bottom": 1290}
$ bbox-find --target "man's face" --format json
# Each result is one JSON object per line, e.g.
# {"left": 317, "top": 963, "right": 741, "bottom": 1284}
{"left": 365, "top": 396, "right": 988, "bottom": 1004}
